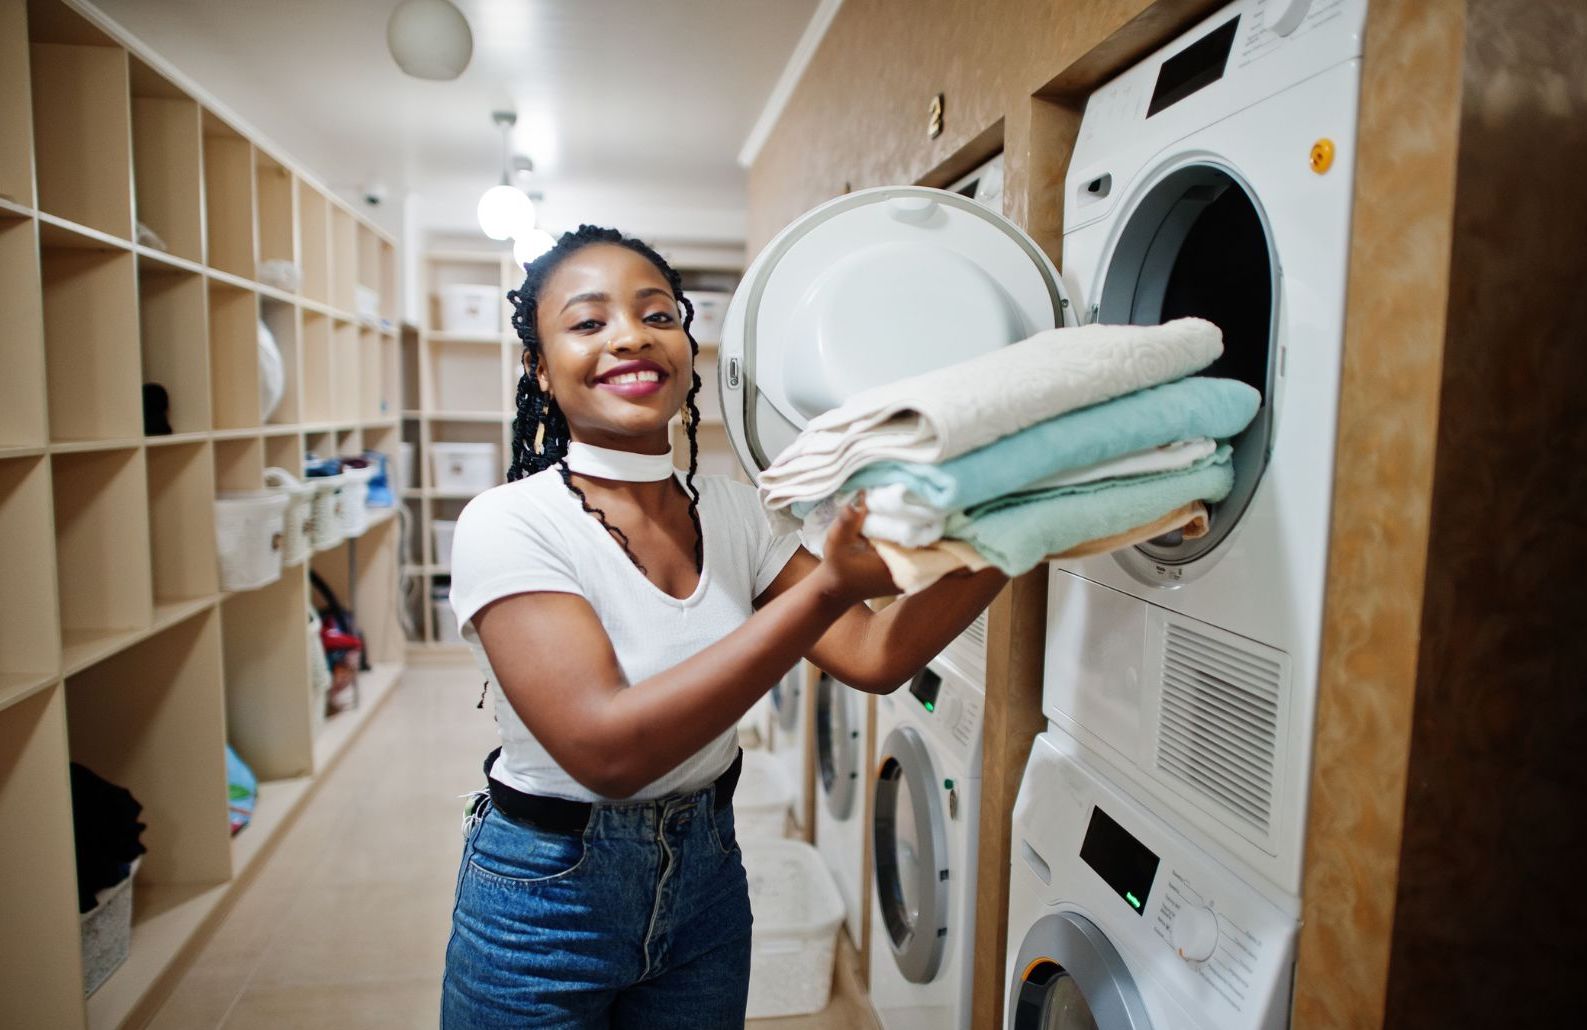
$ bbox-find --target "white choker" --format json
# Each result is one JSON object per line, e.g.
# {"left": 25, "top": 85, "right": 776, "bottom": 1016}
{"left": 563, "top": 441, "right": 675, "bottom": 482}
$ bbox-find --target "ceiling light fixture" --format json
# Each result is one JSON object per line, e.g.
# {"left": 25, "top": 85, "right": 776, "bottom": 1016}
{"left": 514, "top": 229, "right": 557, "bottom": 267}
{"left": 386, "top": 0, "right": 473, "bottom": 81}
{"left": 477, "top": 111, "right": 536, "bottom": 241}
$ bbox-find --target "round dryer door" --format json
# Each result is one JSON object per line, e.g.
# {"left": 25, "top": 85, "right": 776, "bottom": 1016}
{"left": 1007, "top": 912, "right": 1153, "bottom": 1030}
{"left": 771, "top": 665, "right": 801, "bottom": 734}
{"left": 719, "top": 185, "right": 1073, "bottom": 474}
{"left": 1093, "top": 162, "right": 1278, "bottom": 584}
{"left": 873, "top": 724, "right": 950, "bottom": 984}
{"left": 814, "top": 674, "right": 860, "bottom": 819}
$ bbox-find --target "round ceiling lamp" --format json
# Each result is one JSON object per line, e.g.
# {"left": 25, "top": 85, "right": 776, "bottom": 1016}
{"left": 514, "top": 229, "right": 556, "bottom": 267}
{"left": 387, "top": 0, "right": 473, "bottom": 81}
{"left": 478, "top": 111, "right": 536, "bottom": 240}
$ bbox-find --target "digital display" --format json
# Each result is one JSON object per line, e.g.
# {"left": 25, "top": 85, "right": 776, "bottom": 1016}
{"left": 1079, "top": 805, "right": 1160, "bottom": 916}
{"left": 909, "top": 666, "right": 942, "bottom": 713}
{"left": 1147, "top": 16, "right": 1240, "bottom": 118}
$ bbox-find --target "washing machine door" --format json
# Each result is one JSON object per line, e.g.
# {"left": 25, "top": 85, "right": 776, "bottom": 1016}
{"left": 1007, "top": 912, "right": 1153, "bottom": 1030}
{"left": 770, "top": 665, "right": 801, "bottom": 734}
{"left": 814, "top": 674, "right": 859, "bottom": 819}
{"left": 719, "top": 185, "right": 1073, "bottom": 475}
{"left": 873, "top": 723, "right": 951, "bottom": 984}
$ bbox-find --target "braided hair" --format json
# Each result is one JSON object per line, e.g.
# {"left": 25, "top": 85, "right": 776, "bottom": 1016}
{"left": 505, "top": 225, "right": 706, "bottom": 576}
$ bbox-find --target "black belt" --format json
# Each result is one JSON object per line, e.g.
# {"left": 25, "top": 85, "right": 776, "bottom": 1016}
{"left": 483, "top": 747, "right": 743, "bottom": 836}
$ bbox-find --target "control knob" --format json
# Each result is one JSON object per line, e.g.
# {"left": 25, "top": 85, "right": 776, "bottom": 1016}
{"left": 1170, "top": 905, "right": 1220, "bottom": 963}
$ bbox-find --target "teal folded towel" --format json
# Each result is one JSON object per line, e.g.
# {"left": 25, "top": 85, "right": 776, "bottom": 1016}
{"left": 944, "top": 447, "right": 1235, "bottom": 576}
{"left": 825, "top": 377, "right": 1259, "bottom": 514}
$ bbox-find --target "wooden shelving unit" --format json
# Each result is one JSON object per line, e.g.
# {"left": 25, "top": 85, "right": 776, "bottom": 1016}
{"left": 0, "top": 2, "right": 409, "bottom": 1027}
{"left": 403, "top": 244, "right": 742, "bottom": 650}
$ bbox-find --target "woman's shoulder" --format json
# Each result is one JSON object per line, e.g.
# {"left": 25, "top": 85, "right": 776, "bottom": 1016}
{"left": 458, "top": 469, "right": 567, "bottom": 527}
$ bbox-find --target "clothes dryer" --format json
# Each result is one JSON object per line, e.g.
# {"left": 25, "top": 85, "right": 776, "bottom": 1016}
{"left": 814, "top": 671, "right": 872, "bottom": 943}
{"left": 1006, "top": 729, "right": 1297, "bottom": 1030}
{"left": 869, "top": 646, "right": 985, "bottom": 1030}
{"left": 770, "top": 661, "right": 809, "bottom": 833}
{"left": 1046, "top": 0, "right": 1368, "bottom": 898}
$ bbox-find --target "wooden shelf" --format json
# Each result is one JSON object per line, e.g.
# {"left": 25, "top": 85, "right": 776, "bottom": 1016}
{"left": 138, "top": 260, "right": 211, "bottom": 434}
{"left": 54, "top": 448, "right": 154, "bottom": 661}
{"left": 30, "top": 39, "right": 132, "bottom": 239}
{"left": 0, "top": 454, "right": 60, "bottom": 690}
{"left": 146, "top": 440, "right": 219, "bottom": 604}
{"left": 0, "top": 216, "right": 47, "bottom": 449}
{"left": 208, "top": 280, "right": 261, "bottom": 430}
{"left": 129, "top": 58, "right": 203, "bottom": 264}
{"left": 0, "top": 0, "right": 36, "bottom": 210}
{"left": 332, "top": 319, "right": 361, "bottom": 422}
{"left": 426, "top": 330, "right": 503, "bottom": 345}
{"left": 42, "top": 246, "right": 142, "bottom": 444}
{"left": 201, "top": 113, "right": 254, "bottom": 280}
{"left": 254, "top": 150, "right": 293, "bottom": 276}
{"left": 312, "top": 663, "right": 404, "bottom": 772}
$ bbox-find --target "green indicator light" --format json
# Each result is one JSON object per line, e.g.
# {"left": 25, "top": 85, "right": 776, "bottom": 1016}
{"left": 1126, "top": 892, "right": 1142, "bottom": 909}
{"left": 924, "top": 701, "right": 934, "bottom": 712}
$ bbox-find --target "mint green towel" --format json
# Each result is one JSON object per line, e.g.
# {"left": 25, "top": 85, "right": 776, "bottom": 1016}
{"left": 829, "top": 377, "right": 1258, "bottom": 513}
{"left": 944, "top": 447, "right": 1235, "bottom": 576}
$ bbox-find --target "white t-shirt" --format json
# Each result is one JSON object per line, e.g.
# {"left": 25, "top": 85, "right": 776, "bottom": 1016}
{"left": 449, "top": 469, "right": 801, "bottom": 801}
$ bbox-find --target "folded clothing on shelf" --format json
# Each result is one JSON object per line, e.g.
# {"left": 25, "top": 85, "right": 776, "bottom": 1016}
{"left": 69, "top": 763, "right": 147, "bottom": 914}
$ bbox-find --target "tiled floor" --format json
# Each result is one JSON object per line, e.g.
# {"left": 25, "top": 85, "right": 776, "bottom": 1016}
{"left": 149, "top": 664, "right": 877, "bottom": 1029}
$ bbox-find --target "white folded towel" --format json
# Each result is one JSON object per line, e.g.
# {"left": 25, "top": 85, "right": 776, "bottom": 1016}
{"left": 1017, "top": 437, "right": 1217, "bottom": 492}
{"left": 758, "top": 318, "right": 1223, "bottom": 510}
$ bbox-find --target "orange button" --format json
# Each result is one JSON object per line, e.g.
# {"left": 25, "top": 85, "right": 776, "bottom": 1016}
{"left": 1310, "top": 138, "right": 1335, "bottom": 174}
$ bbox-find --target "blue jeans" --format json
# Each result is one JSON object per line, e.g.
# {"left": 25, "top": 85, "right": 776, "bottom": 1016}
{"left": 441, "top": 783, "right": 752, "bottom": 1028}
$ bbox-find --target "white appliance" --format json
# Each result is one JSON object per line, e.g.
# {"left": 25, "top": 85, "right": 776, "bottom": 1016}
{"left": 1006, "top": 730, "right": 1296, "bottom": 1030}
{"left": 770, "top": 662, "right": 809, "bottom": 833}
{"left": 1045, "top": 0, "right": 1367, "bottom": 900}
{"left": 869, "top": 644, "right": 986, "bottom": 1030}
{"left": 813, "top": 671, "right": 871, "bottom": 943}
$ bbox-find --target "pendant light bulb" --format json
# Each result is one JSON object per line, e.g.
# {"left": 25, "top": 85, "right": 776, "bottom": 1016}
{"left": 386, "top": 0, "right": 473, "bottom": 81}
{"left": 478, "top": 111, "right": 536, "bottom": 240}
{"left": 514, "top": 229, "right": 556, "bottom": 267}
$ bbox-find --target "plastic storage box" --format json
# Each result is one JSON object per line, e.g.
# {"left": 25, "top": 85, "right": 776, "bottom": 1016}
{"left": 215, "top": 491, "right": 290, "bottom": 591}
{"left": 80, "top": 857, "right": 139, "bottom": 997}
{"left": 433, "top": 519, "right": 458, "bottom": 569}
{"left": 264, "top": 467, "right": 315, "bottom": 565}
{"left": 440, "top": 284, "right": 500, "bottom": 335}
{"left": 431, "top": 442, "right": 498, "bottom": 494}
{"left": 733, "top": 749, "right": 793, "bottom": 839}
{"left": 432, "top": 583, "right": 463, "bottom": 644}
{"left": 396, "top": 441, "right": 415, "bottom": 491}
{"left": 689, "top": 290, "right": 731, "bottom": 344}
{"left": 740, "top": 840, "right": 846, "bottom": 1019}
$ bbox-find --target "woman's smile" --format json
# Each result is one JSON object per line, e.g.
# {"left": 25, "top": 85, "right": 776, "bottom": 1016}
{"left": 595, "top": 358, "right": 670, "bottom": 398}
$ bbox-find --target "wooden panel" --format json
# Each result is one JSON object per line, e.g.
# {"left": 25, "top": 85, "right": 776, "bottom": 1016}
{"left": 30, "top": 42, "right": 132, "bottom": 238}
{"left": 0, "top": 216, "right": 48, "bottom": 448}
{"left": 298, "top": 183, "right": 330, "bottom": 304}
{"left": 255, "top": 152, "right": 294, "bottom": 267}
{"left": 0, "top": 456, "right": 61, "bottom": 688}
{"left": 138, "top": 264, "right": 211, "bottom": 434}
{"left": 146, "top": 441, "right": 218, "bottom": 603}
{"left": 202, "top": 127, "right": 254, "bottom": 279}
{"left": 131, "top": 96, "right": 204, "bottom": 263}
{"left": 208, "top": 282, "right": 261, "bottom": 430}
{"left": 221, "top": 571, "right": 314, "bottom": 779}
{"left": 53, "top": 448, "right": 153, "bottom": 640}
{"left": 0, "top": 0, "right": 36, "bottom": 208}
{"left": 42, "top": 248, "right": 142, "bottom": 442}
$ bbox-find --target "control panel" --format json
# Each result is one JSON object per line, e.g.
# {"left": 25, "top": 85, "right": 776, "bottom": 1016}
{"left": 908, "top": 659, "right": 984, "bottom": 764}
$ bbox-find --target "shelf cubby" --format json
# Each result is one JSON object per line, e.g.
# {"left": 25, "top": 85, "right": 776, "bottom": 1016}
{"left": 0, "top": 215, "right": 48, "bottom": 449}
{"left": 53, "top": 448, "right": 153, "bottom": 668}
{"left": 201, "top": 113, "right": 254, "bottom": 279}
{"left": 0, "top": 686, "right": 85, "bottom": 1028}
{"left": 1, "top": 0, "right": 36, "bottom": 208}
{"left": 331, "top": 206, "right": 357, "bottom": 313}
{"left": 263, "top": 429, "right": 302, "bottom": 476}
{"left": 29, "top": 38, "right": 132, "bottom": 239}
{"left": 312, "top": 519, "right": 403, "bottom": 669}
{"left": 0, "top": 456, "right": 61, "bottom": 703}
{"left": 129, "top": 59, "right": 203, "bottom": 264}
{"left": 335, "top": 427, "right": 361, "bottom": 458}
{"left": 300, "top": 310, "right": 333, "bottom": 423}
{"left": 333, "top": 319, "right": 361, "bottom": 422}
{"left": 221, "top": 570, "right": 313, "bottom": 780}
{"left": 297, "top": 182, "right": 329, "bottom": 305}
{"left": 360, "top": 327, "right": 382, "bottom": 419}
{"left": 213, "top": 435, "right": 263, "bottom": 494}
{"left": 427, "top": 337, "right": 507, "bottom": 413}
{"left": 255, "top": 150, "right": 293, "bottom": 277}
{"left": 380, "top": 241, "right": 398, "bottom": 324}
{"left": 261, "top": 297, "right": 300, "bottom": 425}
{"left": 146, "top": 441, "right": 218, "bottom": 605}
{"left": 137, "top": 260, "right": 210, "bottom": 434}
{"left": 401, "top": 326, "right": 422, "bottom": 412}
{"left": 207, "top": 281, "right": 260, "bottom": 430}
{"left": 42, "top": 247, "right": 141, "bottom": 443}
{"left": 357, "top": 223, "right": 379, "bottom": 292}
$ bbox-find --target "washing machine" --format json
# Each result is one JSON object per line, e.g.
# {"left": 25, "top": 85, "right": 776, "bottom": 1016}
{"left": 1045, "top": 0, "right": 1368, "bottom": 900}
{"left": 868, "top": 641, "right": 986, "bottom": 1030}
{"left": 814, "top": 670, "right": 872, "bottom": 943}
{"left": 1006, "top": 729, "right": 1296, "bottom": 1030}
{"left": 770, "top": 661, "right": 810, "bottom": 832}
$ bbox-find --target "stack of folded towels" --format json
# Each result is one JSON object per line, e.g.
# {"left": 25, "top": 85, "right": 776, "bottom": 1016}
{"left": 759, "top": 317, "right": 1260, "bottom": 594}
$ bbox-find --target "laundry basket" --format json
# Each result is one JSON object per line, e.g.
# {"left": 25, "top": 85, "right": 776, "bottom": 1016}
{"left": 264, "top": 467, "right": 314, "bottom": 565}
{"left": 80, "top": 857, "right": 139, "bottom": 997}
{"left": 432, "top": 583, "right": 463, "bottom": 644}
{"left": 215, "top": 491, "right": 290, "bottom": 591}
{"left": 338, "top": 463, "right": 377, "bottom": 536}
{"left": 432, "top": 519, "right": 458, "bottom": 570}
{"left": 733, "top": 749, "right": 793, "bottom": 839}
{"left": 305, "top": 472, "right": 346, "bottom": 551}
{"left": 431, "top": 442, "right": 497, "bottom": 494}
{"left": 741, "top": 840, "right": 846, "bottom": 1019}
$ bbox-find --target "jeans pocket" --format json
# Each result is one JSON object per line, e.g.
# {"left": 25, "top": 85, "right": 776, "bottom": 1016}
{"left": 707, "top": 803, "right": 738, "bottom": 857}
{"left": 466, "top": 808, "right": 588, "bottom": 888}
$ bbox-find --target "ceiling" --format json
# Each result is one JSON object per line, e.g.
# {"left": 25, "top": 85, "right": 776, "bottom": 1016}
{"left": 88, "top": 0, "right": 820, "bottom": 243}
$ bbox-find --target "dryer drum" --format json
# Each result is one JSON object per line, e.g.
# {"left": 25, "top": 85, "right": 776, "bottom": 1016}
{"left": 872, "top": 725, "right": 950, "bottom": 984}
{"left": 1098, "top": 164, "right": 1276, "bottom": 572}
{"left": 771, "top": 669, "right": 800, "bottom": 733}
{"left": 814, "top": 675, "right": 858, "bottom": 819}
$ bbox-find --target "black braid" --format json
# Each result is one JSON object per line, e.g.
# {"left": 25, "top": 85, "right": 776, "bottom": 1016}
{"left": 506, "top": 225, "right": 706, "bottom": 574}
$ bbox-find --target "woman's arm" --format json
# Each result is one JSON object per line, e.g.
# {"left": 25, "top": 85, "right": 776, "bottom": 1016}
{"left": 473, "top": 503, "right": 881, "bottom": 798}
{"left": 755, "top": 549, "right": 1007, "bottom": 693}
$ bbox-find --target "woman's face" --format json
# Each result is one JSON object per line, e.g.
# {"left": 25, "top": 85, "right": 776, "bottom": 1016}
{"left": 532, "top": 244, "right": 693, "bottom": 452}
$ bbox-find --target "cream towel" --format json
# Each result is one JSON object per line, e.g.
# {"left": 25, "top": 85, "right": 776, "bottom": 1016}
{"left": 759, "top": 318, "right": 1223, "bottom": 510}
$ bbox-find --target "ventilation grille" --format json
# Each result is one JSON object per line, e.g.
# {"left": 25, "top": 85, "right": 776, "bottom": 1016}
{"left": 943, "top": 612, "right": 989, "bottom": 683}
{"left": 1155, "top": 623, "right": 1282, "bottom": 835}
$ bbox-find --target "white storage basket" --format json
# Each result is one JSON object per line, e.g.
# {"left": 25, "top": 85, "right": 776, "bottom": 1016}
{"left": 733, "top": 749, "right": 793, "bottom": 839}
{"left": 431, "top": 442, "right": 497, "bottom": 494}
{"left": 306, "top": 474, "right": 347, "bottom": 551}
{"left": 439, "top": 283, "right": 500, "bottom": 335}
{"left": 264, "top": 467, "right": 314, "bottom": 565}
{"left": 432, "top": 583, "right": 463, "bottom": 644}
{"left": 215, "top": 491, "right": 289, "bottom": 592}
{"left": 80, "top": 857, "right": 139, "bottom": 997}
{"left": 741, "top": 840, "right": 846, "bottom": 1019}
{"left": 338, "top": 464, "right": 376, "bottom": 536}
{"left": 688, "top": 290, "right": 731, "bottom": 344}
{"left": 396, "top": 441, "right": 415, "bottom": 490}
{"left": 433, "top": 519, "right": 458, "bottom": 570}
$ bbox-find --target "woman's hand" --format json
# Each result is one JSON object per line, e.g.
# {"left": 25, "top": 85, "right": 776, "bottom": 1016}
{"left": 812, "top": 494, "right": 900, "bottom": 606}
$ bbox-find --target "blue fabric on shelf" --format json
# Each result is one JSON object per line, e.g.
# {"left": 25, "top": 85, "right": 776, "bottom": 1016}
{"left": 943, "top": 447, "right": 1236, "bottom": 576}
{"left": 804, "top": 377, "right": 1258, "bottom": 516}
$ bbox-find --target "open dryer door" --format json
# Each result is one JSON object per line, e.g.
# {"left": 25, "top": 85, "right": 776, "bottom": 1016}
{"left": 814, "top": 673, "right": 860, "bottom": 819}
{"left": 873, "top": 720, "right": 951, "bottom": 985}
{"left": 719, "top": 185, "right": 1073, "bottom": 475}
{"left": 1007, "top": 912, "right": 1154, "bottom": 1030}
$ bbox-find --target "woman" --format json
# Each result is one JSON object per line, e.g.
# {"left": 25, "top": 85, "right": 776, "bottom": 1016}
{"left": 442, "top": 225, "right": 1006, "bottom": 1028}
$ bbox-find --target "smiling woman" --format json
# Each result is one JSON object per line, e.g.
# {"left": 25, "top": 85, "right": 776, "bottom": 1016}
{"left": 439, "top": 225, "right": 1008, "bottom": 1029}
